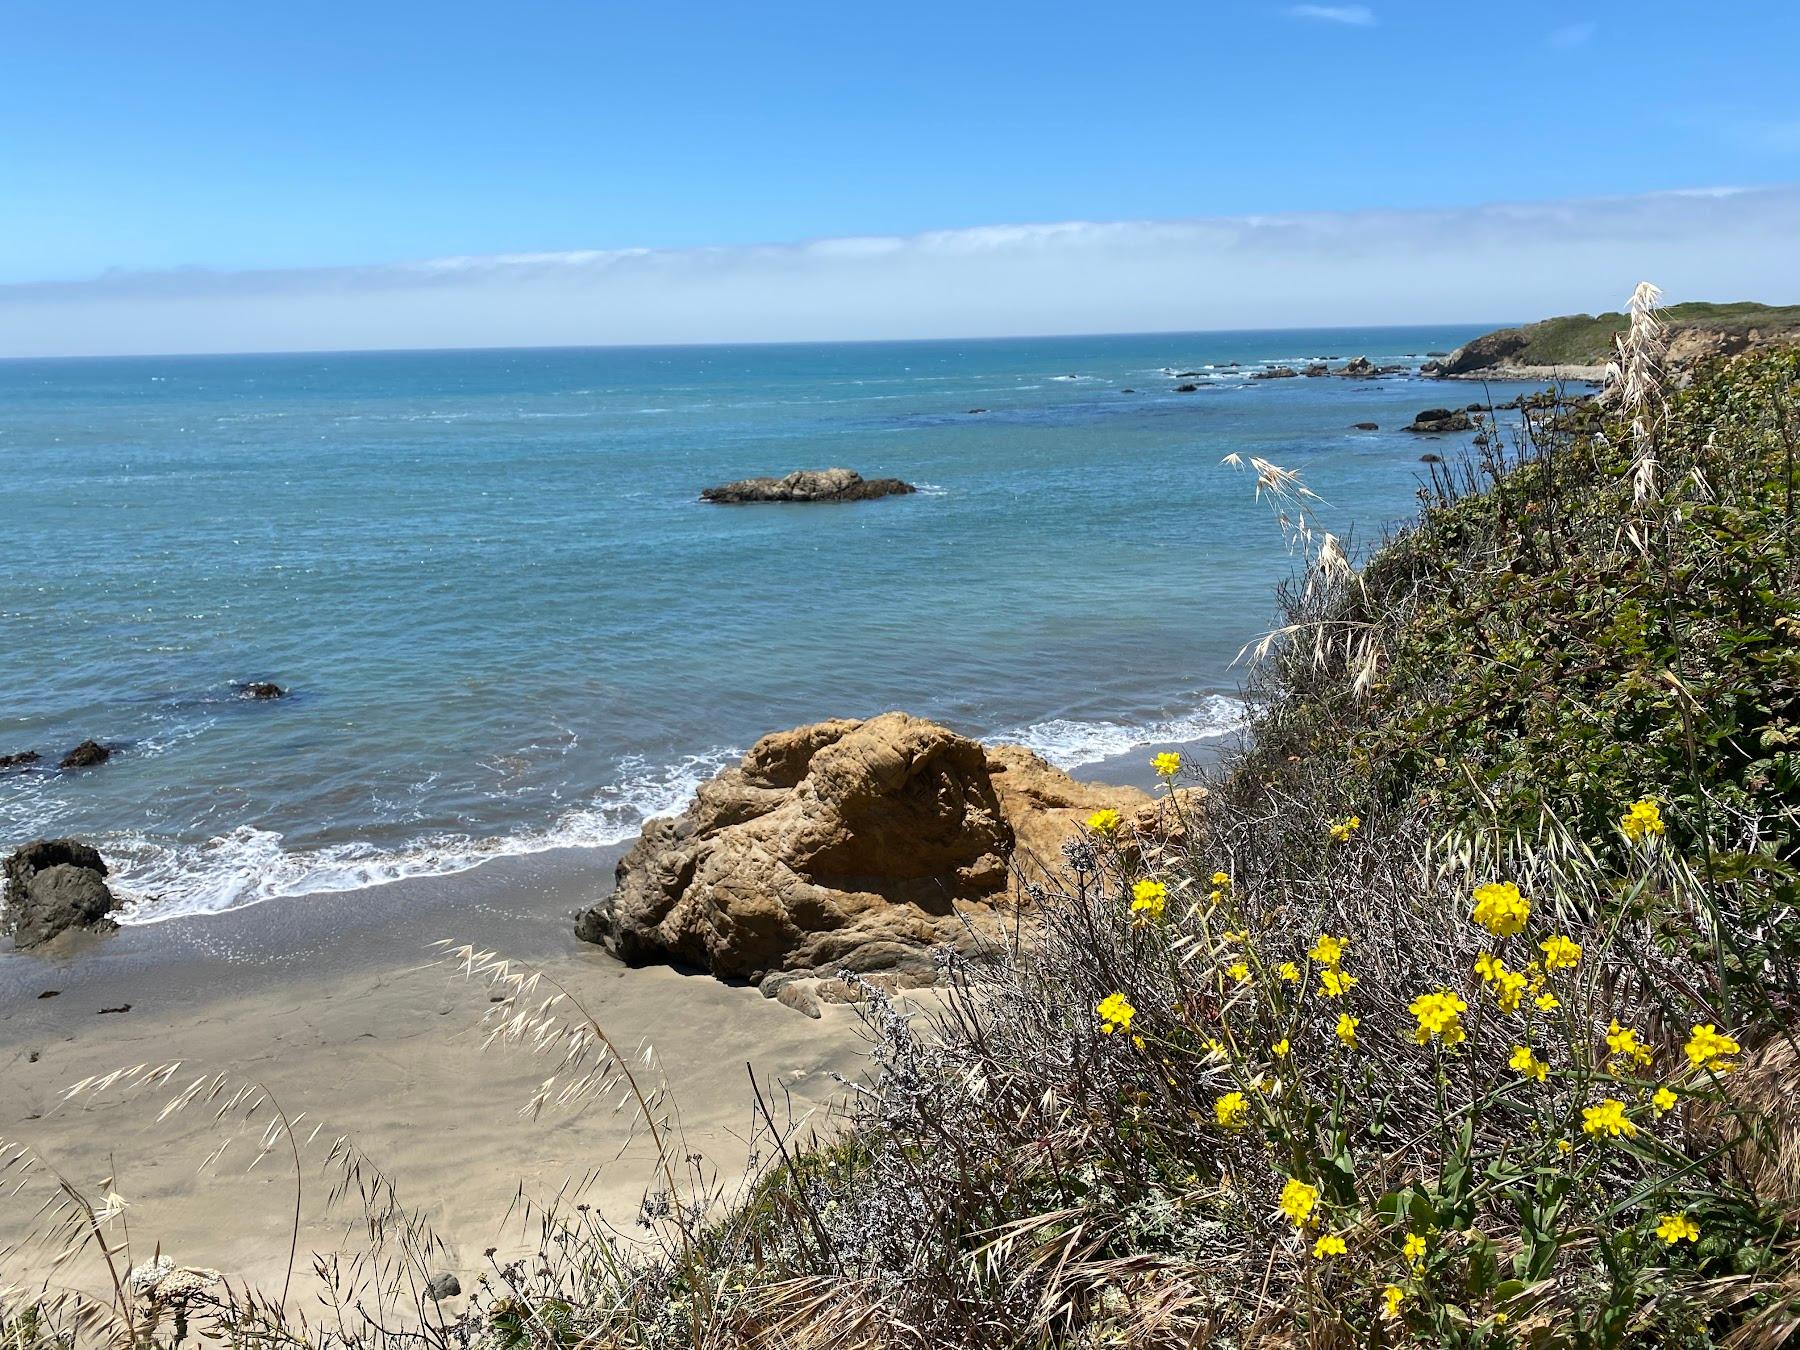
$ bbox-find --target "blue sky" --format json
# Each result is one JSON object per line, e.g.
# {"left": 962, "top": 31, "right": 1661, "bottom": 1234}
{"left": 3, "top": 1, "right": 1799, "bottom": 352}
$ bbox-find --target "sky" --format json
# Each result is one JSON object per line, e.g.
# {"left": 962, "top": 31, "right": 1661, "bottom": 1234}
{"left": 4, "top": 0, "right": 1799, "bottom": 355}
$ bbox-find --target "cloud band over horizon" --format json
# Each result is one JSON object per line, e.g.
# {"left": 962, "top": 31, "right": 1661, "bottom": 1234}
{"left": 4, "top": 185, "right": 1799, "bottom": 358}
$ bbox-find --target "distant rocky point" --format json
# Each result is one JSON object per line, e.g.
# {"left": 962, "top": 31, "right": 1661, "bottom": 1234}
{"left": 1424, "top": 301, "right": 1800, "bottom": 383}
{"left": 700, "top": 467, "right": 915, "bottom": 504}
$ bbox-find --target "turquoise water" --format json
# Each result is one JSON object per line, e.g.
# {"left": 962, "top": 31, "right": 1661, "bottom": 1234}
{"left": 0, "top": 328, "right": 1513, "bottom": 922}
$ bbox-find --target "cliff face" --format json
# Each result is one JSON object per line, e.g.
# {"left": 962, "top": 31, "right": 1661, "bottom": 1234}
{"left": 1426, "top": 301, "right": 1800, "bottom": 382}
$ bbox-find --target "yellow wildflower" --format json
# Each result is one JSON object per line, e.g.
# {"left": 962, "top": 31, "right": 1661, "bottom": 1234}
{"left": 1534, "top": 991, "right": 1561, "bottom": 1011}
{"left": 1210, "top": 870, "right": 1230, "bottom": 887}
{"left": 1540, "top": 934, "right": 1582, "bottom": 970}
{"left": 1277, "top": 961, "right": 1301, "bottom": 983}
{"left": 1684, "top": 1024, "right": 1740, "bottom": 1073}
{"left": 1319, "top": 967, "right": 1358, "bottom": 998}
{"left": 1655, "top": 1214, "right": 1699, "bottom": 1244}
{"left": 1308, "top": 933, "right": 1347, "bottom": 967}
{"left": 1581, "top": 1098, "right": 1637, "bottom": 1138}
{"left": 1096, "top": 993, "right": 1136, "bottom": 1035}
{"left": 1620, "top": 798, "right": 1665, "bottom": 842}
{"left": 1222, "top": 929, "right": 1248, "bottom": 944}
{"left": 1492, "top": 966, "right": 1528, "bottom": 1014}
{"left": 1203, "top": 1036, "right": 1227, "bottom": 1057}
{"left": 1471, "top": 881, "right": 1530, "bottom": 938}
{"left": 1271, "top": 1038, "right": 1290, "bottom": 1058}
{"left": 1327, "top": 815, "right": 1361, "bottom": 843}
{"left": 1606, "top": 1020, "right": 1654, "bottom": 1069}
{"left": 1130, "top": 879, "right": 1167, "bottom": 920}
{"left": 1208, "top": 888, "right": 1224, "bottom": 905}
{"left": 1402, "top": 1233, "right": 1427, "bottom": 1265}
{"left": 1279, "top": 1177, "right": 1320, "bottom": 1229}
{"left": 1508, "top": 1045, "right": 1548, "bottom": 1082}
{"left": 1226, "top": 961, "right": 1250, "bottom": 982}
{"left": 1382, "top": 1284, "right": 1405, "bottom": 1319}
{"left": 1652, "top": 1085, "right": 1679, "bottom": 1115}
{"left": 1474, "top": 951, "right": 1506, "bottom": 984}
{"left": 1152, "top": 751, "right": 1181, "bottom": 778}
{"left": 1213, "top": 1091, "right": 1249, "bottom": 1129}
{"left": 1408, "top": 990, "right": 1468, "bottom": 1047}
{"left": 1335, "top": 1013, "right": 1359, "bottom": 1048}
{"left": 1556, "top": 1138, "right": 1573, "bottom": 1155}
{"left": 1086, "top": 808, "right": 1121, "bottom": 834}
{"left": 1312, "top": 1232, "right": 1347, "bottom": 1260}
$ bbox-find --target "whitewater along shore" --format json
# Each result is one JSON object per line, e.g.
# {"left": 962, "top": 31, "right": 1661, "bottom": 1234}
{"left": 0, "top": 735, "right": 1209, "bottom": 1300}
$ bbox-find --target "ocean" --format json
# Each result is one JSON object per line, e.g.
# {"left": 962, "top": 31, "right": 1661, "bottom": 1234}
{"left": 0, "top": 327, "right": 1520, "bottom": 924}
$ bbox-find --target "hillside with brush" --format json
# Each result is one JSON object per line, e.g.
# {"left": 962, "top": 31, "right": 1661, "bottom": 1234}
{"left": 6, "top": 306, "right": 1800, "bottom": 1347}
{"left": 1426, "top": 299, "right": 1800, "bottom": 381}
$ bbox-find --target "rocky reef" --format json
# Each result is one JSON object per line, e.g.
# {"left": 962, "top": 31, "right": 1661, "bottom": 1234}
{"left": 700, "top": 468, "right": 915, "bottom": 504}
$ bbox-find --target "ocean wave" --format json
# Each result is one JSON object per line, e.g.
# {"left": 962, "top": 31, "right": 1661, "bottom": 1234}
{"left": 989, "top": 694, "right": 1246, "bottom": 770}
{"left": 103, "top": 746, "right": 740, "bottom": 924}
{"left": 913, "top": 482, "right": 948, "bottom": 496}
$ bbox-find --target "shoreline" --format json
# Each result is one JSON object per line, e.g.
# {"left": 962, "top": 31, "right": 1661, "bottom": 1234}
{"left": 0, "top": 735, "right": 1226, "bottom": 1294}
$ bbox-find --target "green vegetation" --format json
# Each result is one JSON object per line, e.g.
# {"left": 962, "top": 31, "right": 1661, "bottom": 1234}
{"left": 1450, "top": 301, "right": 1800, "bottom": 369}
{"left": 7, "top": 344, "right": 1799, "bottom": 1348}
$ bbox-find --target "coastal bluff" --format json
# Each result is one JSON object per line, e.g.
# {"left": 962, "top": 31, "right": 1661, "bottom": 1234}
{"left": 573, "top": 712, "right": 1155, "bottom": 985}
{"left": 700, "top": 467, "right": 915, "bottom": 504}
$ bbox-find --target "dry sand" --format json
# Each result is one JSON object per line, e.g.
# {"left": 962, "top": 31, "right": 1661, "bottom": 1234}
{"left": 0, "top": 846, "right": 879, "bottom": 1299}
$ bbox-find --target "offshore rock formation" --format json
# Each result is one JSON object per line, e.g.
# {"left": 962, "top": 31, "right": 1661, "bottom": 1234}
{"left": 574, "top": 713, "right": 1149, "bottom": 983}
{"left": 1404, "top": 408, "right": 1475, "bottom": 434}
{"left": 3, "top": 838, "right": 119, "bottom": 949}
{"left": 59, "top": 740, "right": 112, "bottom": 770}
{"left": 700, "top": 468, "right": 915, "bottom": 504}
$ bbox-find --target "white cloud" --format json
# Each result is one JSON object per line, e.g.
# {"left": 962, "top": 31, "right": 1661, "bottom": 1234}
{"left": 3, "top": 185, "right": 1798, "bottom": 358}
{"left": 1549, "top": 20, "right": 1598, "bottom": 48}
{"left": 1289, "top": 5, "right": 1376, "bottom": 26}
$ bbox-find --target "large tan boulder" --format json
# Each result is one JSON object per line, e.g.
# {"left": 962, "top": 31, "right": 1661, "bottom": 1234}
{"left": 573, "top": 713, "right": 1150, "bottom": 982}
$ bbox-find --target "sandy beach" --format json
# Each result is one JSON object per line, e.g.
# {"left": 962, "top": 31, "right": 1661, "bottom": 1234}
{"left": 0, "top": 844, "right": 880, "bottom": 1298}
{"left": 0, "top": 746, "right": 1200, "bottom": 1303}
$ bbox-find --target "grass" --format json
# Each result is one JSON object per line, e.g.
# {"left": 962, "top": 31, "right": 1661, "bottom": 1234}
{"left": 5, "top": 312, "right": 1799, "bottom": 1347}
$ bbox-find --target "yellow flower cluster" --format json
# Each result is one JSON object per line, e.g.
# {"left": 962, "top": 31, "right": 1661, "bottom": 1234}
{"left": 1335, "top": 1013, "right": 1359, "bottom": 1048}
{"left": 1326, "top": 815, "right": 1361, "bottom": 843}
{"left": 1652, "top": 1085, "right": 1679, "bottom": 1115}
{"left": 1475, "top": 952, "right": 1529, "bottom": 1013}
{"left": 1151, "top": 751, "right": 1182, "bottom": 778}
{"left": 1606, "top": 1020, "right": 1654, "bottom": 1070}
{"left": 1540, "top": 934, "right": 1582, "bottom": 970}
{"left": 1581, "top": 1098, "right": 1637, "bottom": 1138}
{"left": 1620, "top": 798, "right": 1665, "bottom": 842}
{"left": 1471, "top": 881, "right": 1530, "bottom": 938}
{"left": 1086, "top": 808, "right": 1121, "bottom": 834}
{"left": 1214, "top": 1090, "right": 1249, "bottom": 1128}
{"left": 1130, "top": 879, "right": 1167, "bottom": 922}
{"left": 1279, "top": 1177, "right": 1320, "bottom": 1228}
{"left": 1408, "top": 990, "right": 1468, "bottom": 1047}
{"left": 1312, "top": 1233, "right": 1346, "bottom": 1260}
{"left": 1508, "top": 1044, "right": 1548, "bottom": 1082}
{"left": 1684, "top": 1023, "right": 1740, "bottom": 1072}
{"left": 1096, "top": 992, "right": 1136, "bottom": 1035}
{"left": 1277, "top": 961, "right": 1301, "bottom": 983}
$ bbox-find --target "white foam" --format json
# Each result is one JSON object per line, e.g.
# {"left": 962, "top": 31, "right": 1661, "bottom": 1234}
{"left": 104, "top": 746, "right": 740, "bottom": 924}
{"left": 913, "top": 482, "right": 948, "bottom": 496}
{"left": 989, "top": 694, "right": 1246, "bottom": 770}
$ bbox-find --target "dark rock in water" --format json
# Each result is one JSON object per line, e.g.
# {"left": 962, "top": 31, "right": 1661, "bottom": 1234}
{"left": 700, "top": 468, "right": 915, "bottom": 504}
{"left": 966, "top": 408, "right": 987, "bottom": 415}
{"left": 1173, "top": 383, "right": 1199, "bottom": 393}
{"left": 1464, "top": 402, "right": 1489, "bottom": 413}
{"left": 59, "top": 741, "right": 111, "bottom": 770}
{"left": 1405, "top": 408, "right": 1475, "bottom": 434}
{"left": 1250, "top": 366, "right": 1300, "bottom": 380}
{"left": 1420, "top": 453, "right": 1444, "bottom": 463}
{"left": 1303, "top": 363, "right": 1329, "bottom": 377}
{"left": 3, "top": 839, "right": 118, "bottom": 950}
{"left": 1351, "top": 422, "right": 1379, "bottom": 431}
{"left": 1333, "top": 356, "right": 1379, "bottom": 378}
{"left": 1427, "top": 350, "right": 1449, "bottom": 357}
{"left": 0, "top": 751, "right": 40, "bottom": 772}
{"left": 238, "top": 681, "right": 286, "bottom": 700}
{"left": 425, "top": 1273, "right": 461, "bottom": 1301}
{"left": 1119, "top": 388, "right": 1135, "bottom": 394}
